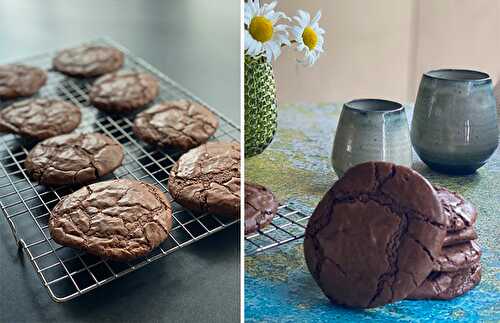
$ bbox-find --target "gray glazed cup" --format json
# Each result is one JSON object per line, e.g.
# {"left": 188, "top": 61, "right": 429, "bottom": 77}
{"left": 411, "top": 69, "right": 499, "bottom": 174}
{"left": 331, "top": 99, "right": 412, "bottom": 178}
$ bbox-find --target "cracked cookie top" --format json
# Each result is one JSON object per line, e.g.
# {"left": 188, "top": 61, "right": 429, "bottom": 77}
{"left": 0, "top": 64, "right": 47, "bottom": 99}
{"left": 245, "top": 182, "right": 279, "bottom": 235}
{"left": 0, "top": 99, "right": 81, "bottom": 140}
{"left": 49, "top": 179, "right": 173, "bottom": 261}
{"left": 89, "top": 71, "right": 159, "bottom": 112}
{"left": 133, "top": 100, "right": 219, "bottom": 150}
{"left": 303, "top": 161, "right": 447, "bottom": 308}
{"left": 26, "top": 133, "right": 124, "bottom": 186}
{"left": 434, "top": 185, "right": 477, "bottom": 232}
{"left": 53, "top": 45, "right": 124, "bottom": 77}
{"left": 168, "top": 141, "right": 240, "bottom": 218}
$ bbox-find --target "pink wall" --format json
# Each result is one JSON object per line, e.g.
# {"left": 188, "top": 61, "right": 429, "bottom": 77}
{"left": 264, "top": 0, "right": 500, "bottom": 104}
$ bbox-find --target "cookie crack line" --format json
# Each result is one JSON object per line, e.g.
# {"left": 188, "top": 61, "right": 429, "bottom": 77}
{"left": 173, "top": 174, "right": 240, "bottom": 202}
{"left": 136, "top": 120, "right": 210, "bottom": 146}
{"left": 157, "top": 120, "right": 214, "bottom": 142}
{"left": 368, "top": 165, "right": 402, "bottom": 304}
{"left": 331, "top": 194, "right": 446, "bottom": 242}
{"left": 171, "top": 149, "right": 239, "bottom": 194}
{"left": 306, "top": 194, "right": 337, "bottom": 283}
{"left": 329, "top": 193, "right": 446, "bottom": 231}
{"left": 367, "top": 210, "right": 408, "bottom": 307}
{"left": 376, "top": 163, "right": 397, "bottom": 188}
{"left": 77, "top": 144, "right": 101, "bottom": 178}
{"left": 173, "top": 160, "right": 240, "bottom": 183}
{"left": 92, "top": 73, "right": 156, "bottom": 101}
{"left": 408, "top": 235, "right": 435, "bottom": 262}
{"left": 141, "top": 183, "right": 172, "bottom": 226}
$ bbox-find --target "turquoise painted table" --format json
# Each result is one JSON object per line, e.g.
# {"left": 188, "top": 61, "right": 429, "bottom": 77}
{"left": 245, "top": 103, "right": 500, "bottom": 322}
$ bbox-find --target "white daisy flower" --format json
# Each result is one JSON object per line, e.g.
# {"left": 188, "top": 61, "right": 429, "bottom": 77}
{"left": 244, "top": 0, "right": 291, "bottom": 63}
{"left": 292, "top": 10, "right": 325, "bottom": 66}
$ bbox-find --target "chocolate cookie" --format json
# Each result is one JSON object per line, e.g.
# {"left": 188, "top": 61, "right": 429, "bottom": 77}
{"left": 435, "top": 186, "right": 477, "bottom": 232}
{"left": 53, "top": 45, "right": 124, "bottom": 77}
{"left": 0, "top": 99, "right": 81, "bottom": 140}
{"left": 133, "top": 100, "right": 219, "bottom": 150}
{"left": 407, "top": 264, "right": 481, "bottom": 300}
{"left": 245, "top": 183, "right": 279, "bottom": 234}
{"left": 303, "top": 162, "right": 447, "bottom": 308}
{"left": 89, "top": 71, "right": 159, "bottom": 112}
{"left": 25, "top": 133, "right": 124, "bottom": 186}
{"left": 444, "top": 226, "right": 478, "bottom": 247}
{"left": 0, "top": 64, "right": 47, "bottom": 99}
{"left": 168, "top": 142, "right": 240, "bottom": 218}
{"left": 49, "top": 179, "right": 172, "bottom": 261}
{"left": 433, "top": 240, "right": 481, "bottom": 272}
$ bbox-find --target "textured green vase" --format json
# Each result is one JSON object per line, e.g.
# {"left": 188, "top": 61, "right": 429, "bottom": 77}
{"left": 244, "top": 54, "right": 278, "bottom": 158}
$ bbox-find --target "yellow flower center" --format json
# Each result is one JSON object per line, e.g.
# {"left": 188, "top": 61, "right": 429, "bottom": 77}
{"left": 302, "top": 26, "right": 318, "bottom": 50}
{"left": 249, "top": 16, "right": 273, "bottom": 42}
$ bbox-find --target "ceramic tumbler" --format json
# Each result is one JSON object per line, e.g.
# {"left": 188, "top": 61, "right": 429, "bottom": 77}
{"left": 331, "top": 99, "right": 412, "bottom": 177}
{"left": 411, "top": 69, "right": 499, "bottom": 174}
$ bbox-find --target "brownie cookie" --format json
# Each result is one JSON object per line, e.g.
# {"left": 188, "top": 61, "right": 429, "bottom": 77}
{"left": 435, "top": 186, "right": 477, "bottom": 232}
{"left": 407, "top": 264, "right": 481, "bottom": 300}
{"left": 133, "top": 100, "right": 219, "bottom": 150}
{"left": 49, "top": 179, "right": 172, "bottom": 261}
{"left": 53, "top": 45, "right": 124, "bottom": 77}
{"left": 89, "top": 71, "right": 159, "bottom": 112}
{"left": 433, "top": 240, "right": 481, "bottom": 272}
{"left": 0, "top": 99, "right": 81, "bottom": 140}
{"left": 444, "top": 226, "right": 478, "bottom": 247}
{"left": 0, "top": 64, "right": 47, "bottom": 99}
{"left": 26, "top": 133, "right": 124, "bottom": 186}
{"left": 304, "top": 162, "right": 447, "bottom": 308}
{"left": 245, "top": 183, "right": 279, "bottom": 234}
{"left": 168, "top": 142, "right": 240, "bottom": 218}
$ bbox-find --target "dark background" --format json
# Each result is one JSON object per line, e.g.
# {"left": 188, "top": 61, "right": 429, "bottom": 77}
{"left": 0, "top": 1, "right": 241, "bottom": 322}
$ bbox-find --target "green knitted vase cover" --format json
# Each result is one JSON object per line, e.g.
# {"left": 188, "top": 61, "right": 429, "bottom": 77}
{"left": 244, "top": 54, "right": 278, "bottom": 158}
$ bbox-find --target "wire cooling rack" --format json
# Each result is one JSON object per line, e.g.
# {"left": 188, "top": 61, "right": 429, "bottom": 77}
{"left": 245, "top": 202, "right": 312, "bottom": 256}
{"left": 0, "top": 38, "right": 240, "bottom": 302}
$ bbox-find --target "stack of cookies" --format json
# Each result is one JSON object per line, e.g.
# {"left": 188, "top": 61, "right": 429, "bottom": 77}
{"left": 408, "top": 186, "right": 481, "bottom": 300}
{"left": 304, "top": 162, "right": 481, "bottom": 308}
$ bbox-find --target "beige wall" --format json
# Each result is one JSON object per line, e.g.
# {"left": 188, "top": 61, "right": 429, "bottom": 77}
{"left": 267, "top": 0, "right": 500, "bottom": 104}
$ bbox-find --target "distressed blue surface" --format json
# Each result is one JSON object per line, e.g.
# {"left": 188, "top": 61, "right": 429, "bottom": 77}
{"left": 245, "top": 103, "right": 500, "bottom": 322}
{"left": 245, "top": 245, "right": 499, "bottom": 322}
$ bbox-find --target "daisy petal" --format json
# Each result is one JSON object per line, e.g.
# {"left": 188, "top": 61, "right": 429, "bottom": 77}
{"left": 269, "top": 41, "right": 281, "bottom": 60}
{"left": 298, "top": 10, "right": 310, "bottom": 25}
{"left": 261, "top": 1, "right": 277, "bottom": 16}
{"left": 247, "top": 39, "right": 257, "bottom": 55}
{"left": 254, "top": 41, "right": 263, "bottom": 55}
{"left": 316, "top": 27, "right": 325, "bottom": 34}
{"left": 244, "top": 31, "right": 252, "bottom": 50}
{"left": 311, "top": 10, "right": 322, "bottom": 25}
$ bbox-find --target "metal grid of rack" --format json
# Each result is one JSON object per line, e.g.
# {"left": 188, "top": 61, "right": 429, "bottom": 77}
{"left": 244, "top": 202, "right": 312, "bottom": 256}
{"left": 0, "top": 38, "right": 240, "bottom": 302}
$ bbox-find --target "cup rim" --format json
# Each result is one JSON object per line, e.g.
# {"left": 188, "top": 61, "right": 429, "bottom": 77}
{"left": 423, "top": 69, "right": 491, "bottom": 82}
{"left": 344, "top": 98, "right": 404, "bottom": 113}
